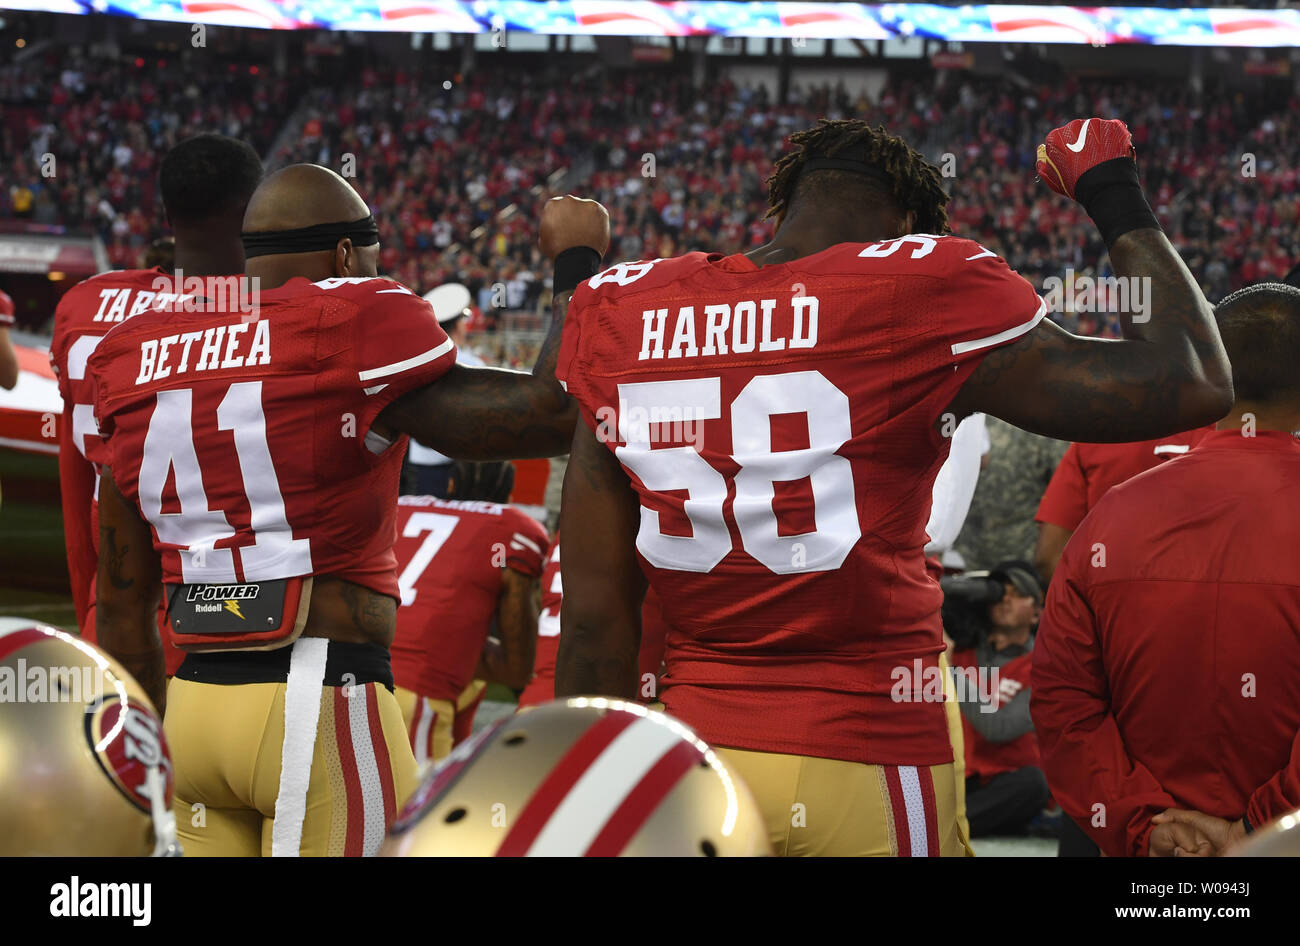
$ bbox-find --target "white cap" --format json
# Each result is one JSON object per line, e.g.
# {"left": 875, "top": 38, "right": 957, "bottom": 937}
{"left": 423, "top": 283, "right": 473, "bottom": 325}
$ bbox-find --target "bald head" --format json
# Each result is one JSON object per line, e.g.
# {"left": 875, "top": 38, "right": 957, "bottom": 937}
{"left": 241, "top": 165, "right": 380, "bottom": 287}
{"left": 243, "top": 164, "right": 369, "bottom": 232}
{"left": 1215, "top": 283, "right": 1300, "bottom": 405}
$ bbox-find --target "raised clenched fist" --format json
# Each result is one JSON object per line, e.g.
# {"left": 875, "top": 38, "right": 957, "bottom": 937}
{"left": 1036, "top": 118, "right": 1137, "bottom": 201}
{"left": 539, "top": 195, "right": 610, "bottom": 261}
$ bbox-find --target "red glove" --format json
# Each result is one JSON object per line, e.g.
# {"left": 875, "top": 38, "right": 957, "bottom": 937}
{"left": 0, "top": 289, "right": 13, "bottom": 327}
{"left": 1036, "top": 118, "right": 1136, "bottom": 201}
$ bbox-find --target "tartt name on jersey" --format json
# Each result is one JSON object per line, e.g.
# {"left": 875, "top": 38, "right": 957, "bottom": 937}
{"left": 637, "top": 294, "right": 820, "bottom": 362}
{"left": 135, "top": 320, "right": 272, "bottom": 385}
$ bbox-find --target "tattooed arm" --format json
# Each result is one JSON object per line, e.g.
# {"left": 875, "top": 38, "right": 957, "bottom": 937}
{"left": 96, "top": 466, "right": 166, "bottom": 712}
{"left": 554, "top": 420, "right": 646, "bottom": 700}
{"left": 377, "top": 292, "right": 577, "bottom": 460}
{"left": 950, "top": 230, "right": 1233, "bottom": 442}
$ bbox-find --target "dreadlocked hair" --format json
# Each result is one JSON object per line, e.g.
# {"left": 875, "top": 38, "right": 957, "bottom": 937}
{"left": 447, "top": 460, "right": 516, "bottom": 505}
{"left": 765, "top": 119, "right": 950, "bottom": 235}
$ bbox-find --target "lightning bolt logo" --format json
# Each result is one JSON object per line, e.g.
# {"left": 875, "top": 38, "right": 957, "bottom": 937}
{"left": 223, "top": 600, "right": 246, "bottom": 620}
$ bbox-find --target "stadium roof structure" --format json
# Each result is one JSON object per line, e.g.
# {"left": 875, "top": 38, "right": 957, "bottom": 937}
{"left": 6, "top": 2, "right": 1300, "bottom": 47}
{"left": 0, "top": 226, "right": 106, "bottom": 281}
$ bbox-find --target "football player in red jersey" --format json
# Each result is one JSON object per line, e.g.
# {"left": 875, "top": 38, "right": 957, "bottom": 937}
{"left": 88, "top": 164, "right": 608, "bottom": 855}
{"left": 516, "top": 535, "right": 668, "bottom": 710}
{"left": 390, "top": 460, "right": 550, "bottom": 766}
{"left": 554, "top": 118, "right": 1232, "bottom": 856}
{"left": 49, "top": 135, "right": 262, "bottom": 672}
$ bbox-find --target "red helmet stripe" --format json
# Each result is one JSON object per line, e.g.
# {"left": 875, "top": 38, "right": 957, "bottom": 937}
{"left": 0, "top": 627, "right": 56, "bottom": 661}
{"left": 495, "top": 711, "right": 637, "bottom": 856}
{"left": 583, "top": 739, "right": 703, "bottom": 856}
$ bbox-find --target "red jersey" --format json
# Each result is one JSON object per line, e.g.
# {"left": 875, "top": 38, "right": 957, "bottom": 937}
{"left": 952, "top": 649, "right": 1039, "bottom": 781}
{"left": 1035, "top": 427, "right": 1212, "bottom": 532}
{"left": 557, "top": 235, "right": 1046, "bottom": 765}
{"left": 516, "top": 536, "right": 668, "bottom": 710}
{"left": 50, "top": 268, "right": 193, "bottom": 673}
{"left": 86, "top": 276, "right": 455, "bottom": 599}
{"left": 388, "top": 495, "right": 549, "bottom": 702}
{"left": 1034, "top": 430, "right": 1300, "bottom": 856}
{"left": 516, "top": 538, "right": 564, "bottom": 710}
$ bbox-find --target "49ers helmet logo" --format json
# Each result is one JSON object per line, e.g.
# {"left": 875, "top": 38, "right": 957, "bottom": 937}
{"left": 84, "top": 695, "right": 174, "bottom": 813}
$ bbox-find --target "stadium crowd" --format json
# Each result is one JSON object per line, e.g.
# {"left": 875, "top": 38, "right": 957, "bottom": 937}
{"left": 4, "top": 48, "right": 1298, "bottom": 347}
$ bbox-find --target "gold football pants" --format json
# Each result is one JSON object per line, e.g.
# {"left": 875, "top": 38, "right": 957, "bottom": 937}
{"left": 714, "top": 653, "right": 974, "bottom": 857}
{"left": 166, "top": 639, "right": 418, "bottom": 856}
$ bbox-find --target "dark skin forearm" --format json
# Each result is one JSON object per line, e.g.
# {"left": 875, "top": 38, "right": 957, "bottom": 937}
{"left": 1034, "top": 522, "right": 1072, "bottom": 586}
{"left": 377, "top": 292, "right": 578, "bottom": 460}
{"left": 96, "top": 467, "right": 166, "bottom": 712}
{"left": 950, "top": 229, "right": 1232, "bottom": 442}
{"left": 554, "top": 420, "right": 646, "bottom": 699}
{"left": 474, "top": 568, "right": 540, "bottom": 690}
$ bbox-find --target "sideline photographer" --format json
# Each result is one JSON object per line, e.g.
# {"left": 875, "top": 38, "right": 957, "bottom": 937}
{"left": 943, "top": 562, "right": 1052, "bottom": 838}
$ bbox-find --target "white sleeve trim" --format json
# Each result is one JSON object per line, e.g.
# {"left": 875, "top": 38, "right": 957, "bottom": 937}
{"left": 950, "top": 297, "right": 1047, "bottom": 357}
{"left": 357, "top": 337, "right": 454, "bottom": 383}
{"left": 510, "top": 533, "right": 543, "bottom": 556}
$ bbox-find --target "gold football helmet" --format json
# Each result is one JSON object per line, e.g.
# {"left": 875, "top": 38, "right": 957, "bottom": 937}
{"left": 1232, "top": 810, "right": 1300, "bottom": 856}
{"left": 0, "top": 619, "right": 179, "bottom": 856}
{"left": 381, "top": 697, "right": 771, "bottom": 856}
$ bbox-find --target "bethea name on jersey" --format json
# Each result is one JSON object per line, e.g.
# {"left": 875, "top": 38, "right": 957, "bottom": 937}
{"left": 135, "top": 320, "right": 272, "bottom": 384}
{"left": 637, "top": 294, "right": 819, "bottom": 362}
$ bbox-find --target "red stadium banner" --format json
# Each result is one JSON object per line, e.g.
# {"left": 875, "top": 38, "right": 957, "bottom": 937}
{"left": 0, "top": 344, "right": 60, "bottom": 456}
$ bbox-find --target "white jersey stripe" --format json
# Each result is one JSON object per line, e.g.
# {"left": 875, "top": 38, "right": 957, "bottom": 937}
{"left": 413, "top": 698, "right": 435, "bottom": 768}
{"left": 897, "top": 765, "right": 930, "bottom": 857}
{"left": 346, "top": 684, "right": 387, "bottom": 856}
{"left": 525, "top": 717, "right": 682, "bottom": 856}
{"left": 511, "top": 533, "right": 543, "bottom": 556}
{"left": 950, "top": 297, "right": 1047, "bottom": 356}
{"left": 271, "top": 638, "right": 328, "bottom": 857}
{"left": 357, "top": 338, "right": 454, "bottom": 382}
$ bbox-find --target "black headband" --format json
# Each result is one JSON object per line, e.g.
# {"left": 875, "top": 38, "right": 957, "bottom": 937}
{"left": 799, "top": 156, "right": 895, "bottom": 189}
{"left": 241, "top": 214, "right": 380, "bottom": 258}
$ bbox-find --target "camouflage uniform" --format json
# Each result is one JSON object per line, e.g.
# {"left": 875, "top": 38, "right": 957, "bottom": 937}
{"left": 953, "top": 417, "right": 1068, "bottom": 571}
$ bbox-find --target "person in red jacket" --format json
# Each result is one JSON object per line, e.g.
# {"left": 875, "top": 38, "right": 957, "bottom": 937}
{"left": 1033, "top": 283, "right": 1300, "bottom": 857}
{"left": 1033, "top": 426, "right": 1211, "bottom": 584}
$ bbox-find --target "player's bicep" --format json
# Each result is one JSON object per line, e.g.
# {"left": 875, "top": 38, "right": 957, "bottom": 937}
{"left": 554, "top": 420, "right": 646, "bottom": 698}
{"left": 379, "top": 362, "right": 577, "bottom": 460}
{"left": 951, "top": 318, "right": 1204, "bottom": 443}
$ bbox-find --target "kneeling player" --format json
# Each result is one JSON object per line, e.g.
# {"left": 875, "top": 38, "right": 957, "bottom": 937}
{"left": 391, "top": 460, "right": 550, "bottom": 765}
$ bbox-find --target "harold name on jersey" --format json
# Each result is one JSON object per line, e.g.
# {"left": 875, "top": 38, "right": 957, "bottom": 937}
{"left": 135, "top": 319, "right": 272, "bottom": 385}
{"left": 636, "top": 294, "right": 819, "bottom": 361}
